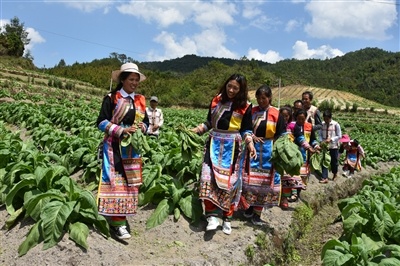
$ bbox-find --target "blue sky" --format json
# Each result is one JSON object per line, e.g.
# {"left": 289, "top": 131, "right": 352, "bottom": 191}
{"left": 2, "top": 0, "right": 399, "bottom": 68}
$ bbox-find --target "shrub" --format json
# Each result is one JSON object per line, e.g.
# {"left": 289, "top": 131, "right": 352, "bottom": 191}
{"left": 351, "top": 103, "right": 359, "bottom": 112}
{"left": 345, "top": 102, "right": 351, "bottom": 112}
{"left": 318, "top": 99, "right": 335, "bottom": 113}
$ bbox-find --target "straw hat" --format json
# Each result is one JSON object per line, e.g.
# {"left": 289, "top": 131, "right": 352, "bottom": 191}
{"left": 111, "top": 62, "right": 146, "bottom": 83}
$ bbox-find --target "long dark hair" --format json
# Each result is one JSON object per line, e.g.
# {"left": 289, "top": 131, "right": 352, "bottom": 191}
{"left": 280, "top": 105, "right": 293, "bottom": 122}
{"left": 110, "top": 72, "right": 137, "bottom": 94}
{"left": 255, "top": 84, "right": 272, "bottom": 98}
{"left": 294, "top": 109, "right": 307, "bottom": 120}
{"left": 218, "top": 73, "right": 248, "bottom": 110}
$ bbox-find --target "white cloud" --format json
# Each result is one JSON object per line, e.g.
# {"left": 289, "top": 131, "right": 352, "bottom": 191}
{"left": 285, "top": 19, "right": 301, "bottom": 32}
{"left": 242, "top": 2, "right": 262, "bottom": 19}
{"left": 242, "top": 1, "right": 281, "bottom": 32}
{"left": 305, "top": 0, "right": 397, "bottom": 40}
{"left": 292, "top": 41, "right": 344, "bottom": 60}
{"left": 193, "top": 1, "right": 237, "bottom": 28}
{"left": 247, "top": 48, "right": 284, "bottom": 63}
{"left": 46, "top": 0, "right": 113, "bottom": 13}
{"left": 117, "top": 2, "right": 188, "bottom": 28}
{"left": 193, "top": 28, "right": 237, "bottom": 57}
{"left": 249, "top": 15, "right": 278, "bottom": 31}
{"left": 25, "top": 28, "right": 46, "bottom": 51}
{"left": 148, "top": 31, "right": 197, "bottom": 61}
{"left": 117, "top": 1, "right": 237, "bottom": 29}
{"left": 118, "top": 2, "right": 239, "bottom": 61}
{"left": 147, "top": 28, "right": 237, "bottom": 61}
{"left": 0, "top": 19, "right": 9, "bottom": 30}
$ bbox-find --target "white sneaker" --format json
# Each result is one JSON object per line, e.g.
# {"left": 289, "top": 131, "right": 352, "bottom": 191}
{"left": 112, "top": 225, "right": 131, "bottom": 240}
{"left": 206, "top": 216, "right": 219, "bottom": 231}
{"left": 222, "top": 221, "right": 232, "bottom": 235}
{"left": 348, "top": 174, "right": 353, "bottom": 178}
{"left": 342, "top": 170, "right": 349, "bottom": 177}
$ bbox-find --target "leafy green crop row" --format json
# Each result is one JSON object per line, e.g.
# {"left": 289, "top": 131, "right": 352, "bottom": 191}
{"left": 321, "top": 166, "right": 400, "bottom": 265}
{"left": 1, "top": 88, "right": 399, "bottom": 257}
{"left": 0, "top": 121, "right": 108, "bottom": 255}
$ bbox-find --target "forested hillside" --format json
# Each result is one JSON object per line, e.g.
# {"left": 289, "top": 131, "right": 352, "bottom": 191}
{"left": 265, "top": 48, "right": 400, "bottom": 107}
{"left": 7, "top": 47, "right": 400, "bottom": 108}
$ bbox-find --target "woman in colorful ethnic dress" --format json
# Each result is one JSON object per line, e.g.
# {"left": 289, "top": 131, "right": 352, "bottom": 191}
{"left": 287, "top": 109, "right": 319, "bottom": 192}
{"left": 96, "top": 63, "right": 149, "bottom": 240}
{"left": 242, "top": 85, "right": 286, "bottom": 225}
{"left": 192, "top": 74, "right": 256, "bottom": 235}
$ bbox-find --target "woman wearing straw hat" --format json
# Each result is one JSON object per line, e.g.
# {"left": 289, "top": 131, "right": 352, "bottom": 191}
{"left": 96, "top": 62, "right": 149, "bottom": 240}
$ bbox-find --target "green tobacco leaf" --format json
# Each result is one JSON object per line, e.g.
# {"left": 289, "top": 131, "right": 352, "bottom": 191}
{"left": 310, "top": 153, "right": 322, "bottom": 172}
{"left": 171, "top": 185, "right": 185, "bottom": 205}
{"left": 92, "top": 214, "right": 110, "bottom": 238}
{"left": 322, "top": 152, "right": 331, "bottom": 169}
{"left": 18, "top": 220, "right": 43, "bottom": 256}
{"left": 71, "top": 147, "right": 89, "bottom": 166}
{"left": 24, "top": 190, "right": 65, "bottom": 221}
{"left": 350, "top": 234, "right": 363, "bottom": 257}
{"left": 391, "top": 220, "right": 400, "bottom": 243}
{"left": 35, "top": 166, "right": 53, "bottom": 191}
{"left": 68, "top": 222, "right": 89, "bottom": 250}
{"left": 146, "top": 198, "right": 174, "bottom": 229}
{"left": 341, "top": 200, "right": 364, "bottom": 219}
{"left": 41, "top": 200, "right": 75, "bottom": 250}
{"left": 5, "top": 177, "right": 36, "bottom": 214}
{"left": 54, "top": 176, "right": 76, "bottom": 196}
{"left": 179, "top": 194, "right": 202, "bottom": 224}
{"left": 322, "top": 249, "right": 354, "bottom": 266}
{"left": 120, "top": 137, "right": 130, "bottom": 147}
{"left": 181, "top": 148, "right": 191, "bottom": 161}
{"left": 343, "top": 212, "right": 367, "bottom": 233}
{"left": 174, "top": 207, "right": 180, "bottom": 221}
{"left": 5, "top": 207, "right": 24, "bottom": 229}
{"left": 0, "top": 149, "right": 11, "bottom": 168}
{"left": 142, "top": 164, "right": 162, "bottom": 190}
{"left": 375, "top": 258, "right": 400, "bottom": 266}
{"left": 361, "top": 233, "right": 384, "bottom": 253}
{"left": 77, "top": 189, "right": 97, "bottom": 212}
{"left": 139, "top": 184, "right": 165, "bottom": 206}
{"left": 321, "top": 239, "right": 350, "bottom": 258}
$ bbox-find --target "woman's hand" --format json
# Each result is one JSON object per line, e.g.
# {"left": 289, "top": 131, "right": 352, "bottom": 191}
{"left": 138, "top": 122, "right": 146, "bottom": 133}
{"left": 123, "top": 125, "right": 138, "bottom": 135}
{"left": 252, "top": 136, "right": 264, "bottom": 143}
{"left": 323, "top": 138, "right": 331, "bottom": 143}
{"left": 247, "top": 142, "right": 257, "bottom": 160}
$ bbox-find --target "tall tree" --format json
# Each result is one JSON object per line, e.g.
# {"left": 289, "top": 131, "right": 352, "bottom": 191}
{"left": 57, "top": 59, "right": 66, "bottom": 68}
{"left": 0, "top": 16, "right": 30, "bottom": 57}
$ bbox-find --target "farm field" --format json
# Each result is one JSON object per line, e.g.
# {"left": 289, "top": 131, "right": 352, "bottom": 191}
{"left": 1, "top": 71, "right": 400, "bottom": 265}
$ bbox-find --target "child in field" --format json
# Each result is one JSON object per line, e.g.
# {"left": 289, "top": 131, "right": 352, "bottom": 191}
{"left": 338, "top": 134, "right": 366, "bottom": 178}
